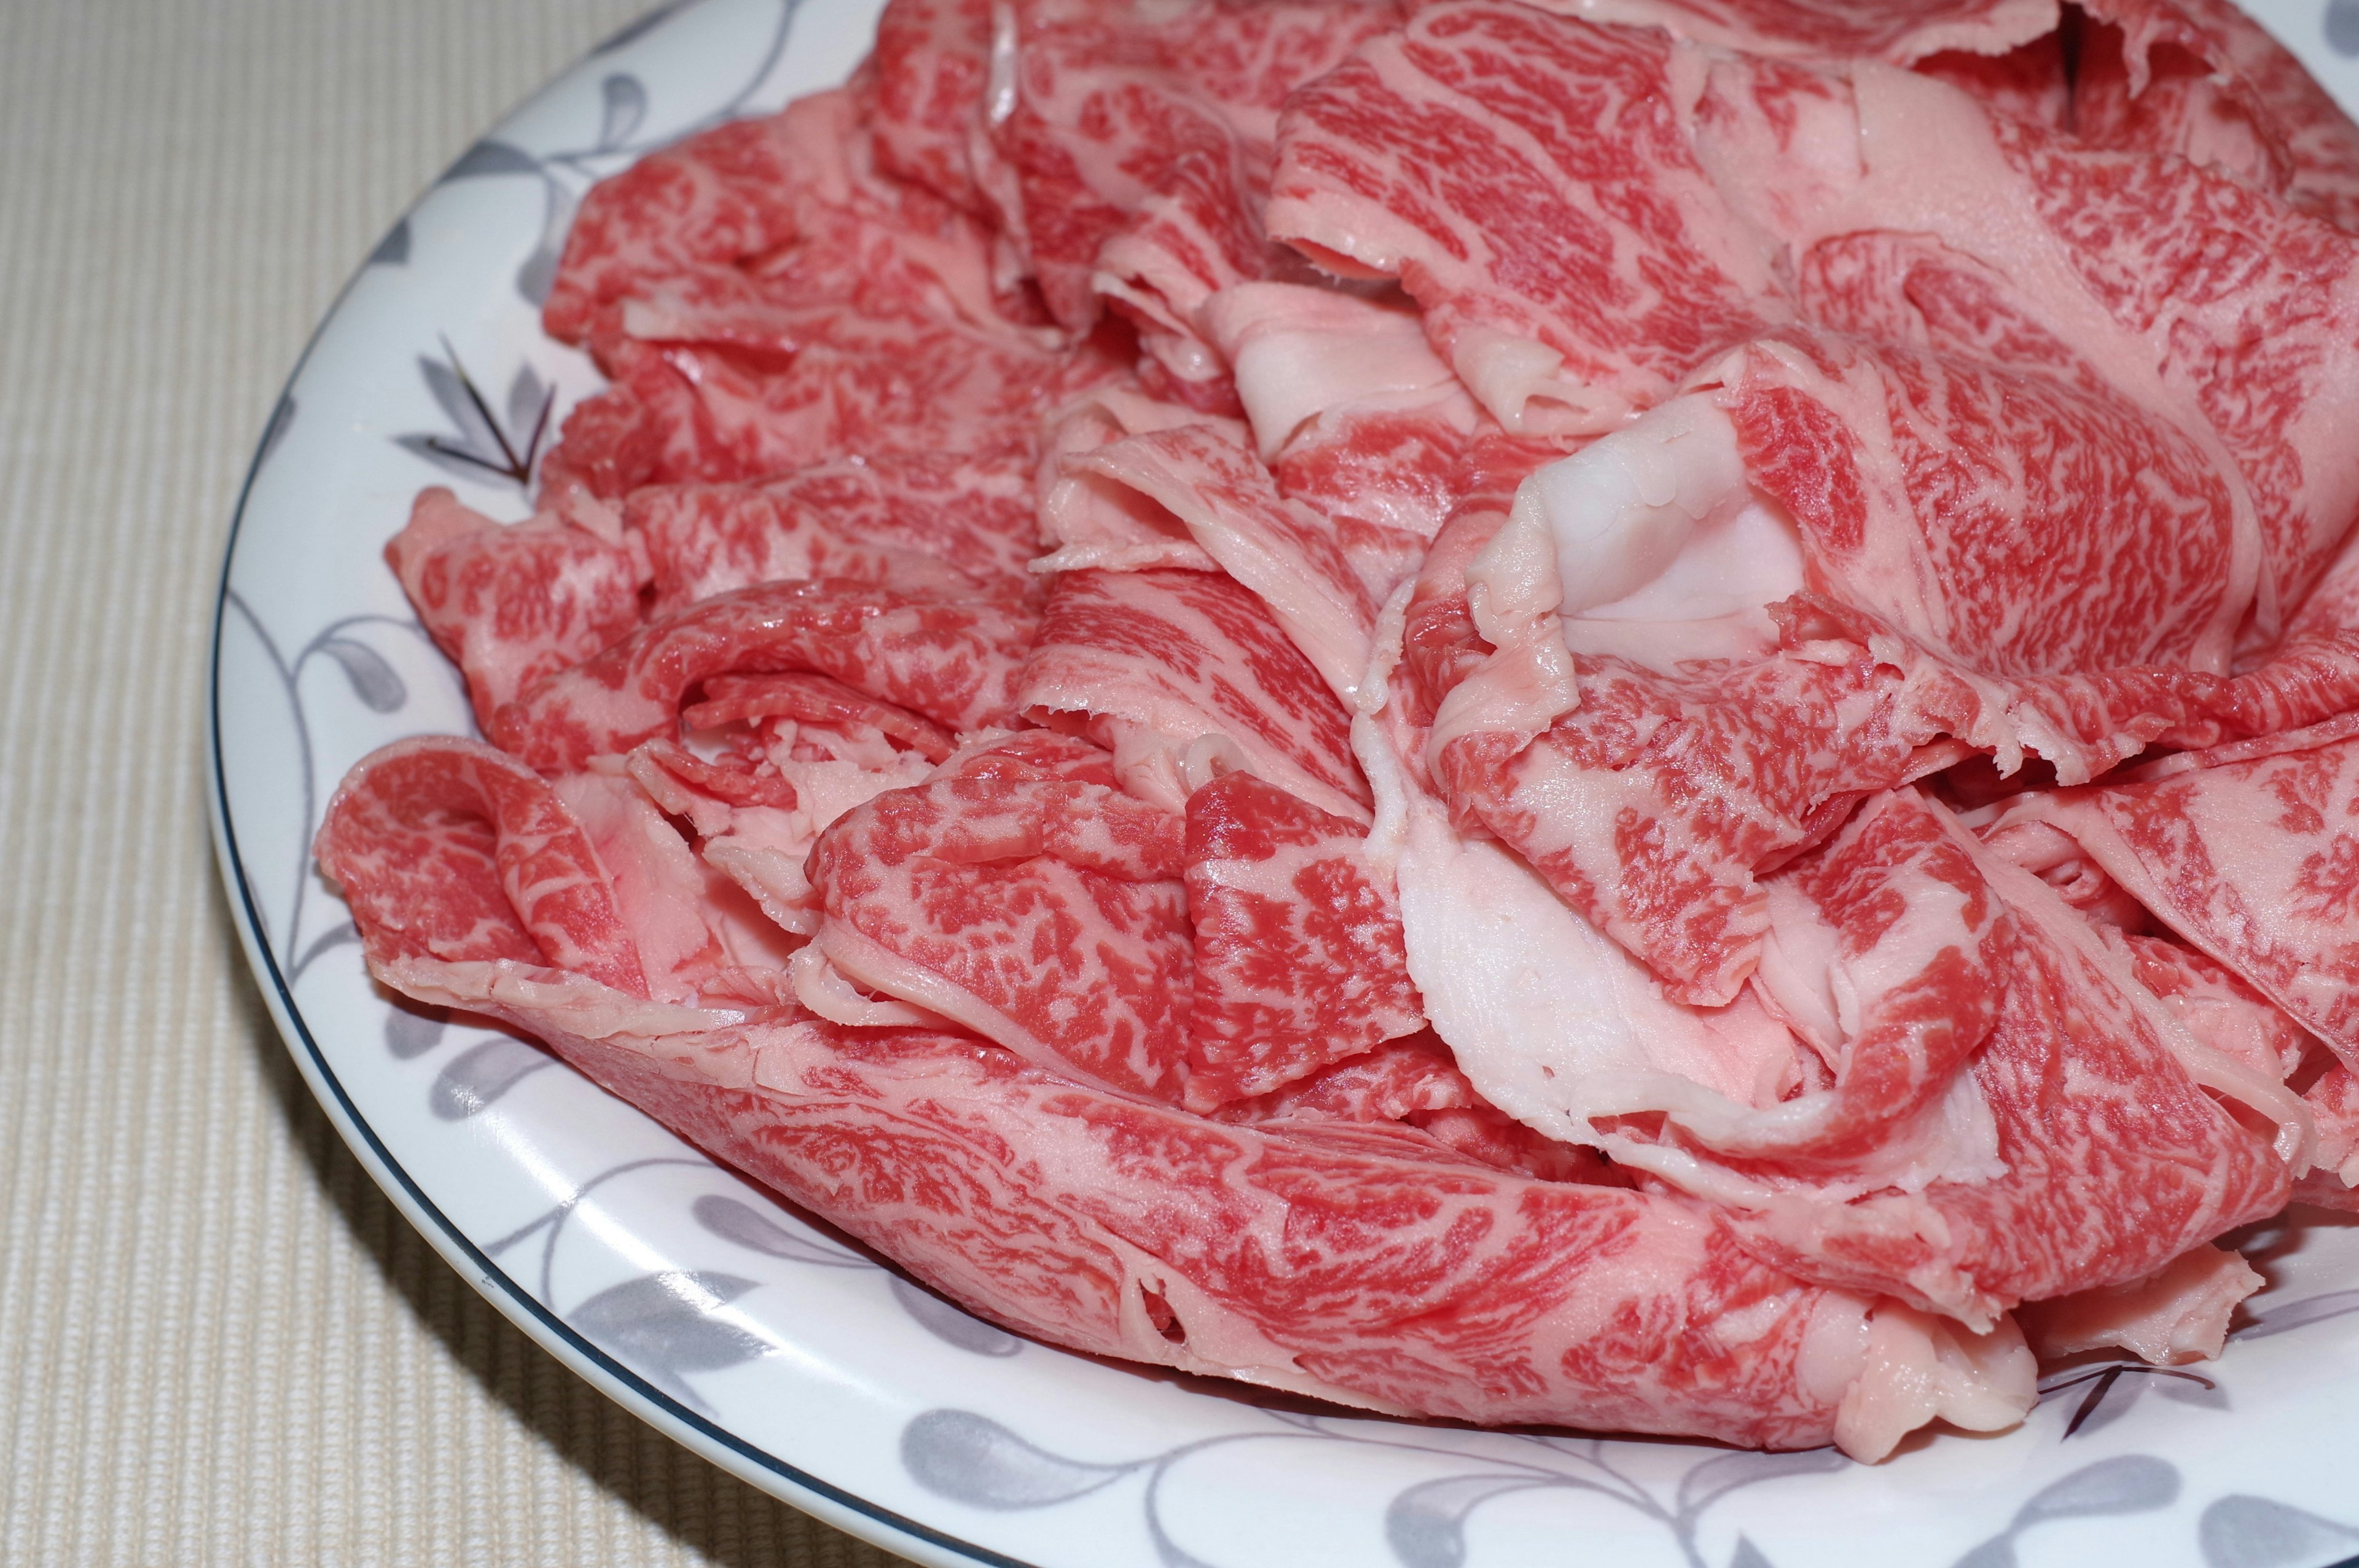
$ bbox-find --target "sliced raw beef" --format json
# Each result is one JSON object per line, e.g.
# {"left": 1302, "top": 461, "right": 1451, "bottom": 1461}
{"left": 626, "top": 712, "right": 942, "bottom": 950}
{"left": 869, "top": 0, "right": 1001, "bottom": 216}
{"left": 539, "top": 87, "right": 1108, "bottom": 490}
{"left": 1516, "top": 0, "right": 2056, "bottom": 62}
{"left": 1182, "top": 772, "right": 1423, "bottom": 1110}
{"left": 2076, "top": 0, "right": 2359, "bottom": 232}
{"left": 2116, "top": 932, "right": 2318, "bottom": 1090}
{"left": 323, "top": 0, "right": 2359, "bottom": 1460}
{"left": 491, "top": 579, "right": 1036, "bottom": 773}
{"left": 1268, "top": 2, "right": 1784, "bottom": 434}
{"left": 324, "top": 719, "right": 2033, "bottom": 1461}
{"left": 542, "top": 92, "right": 855, "bottom": 347}
{"left": 386, "top": 488, "right": 643, "bottom": 729}
{"left": 1689, "top": 44, "right": 2359, "bottom": 641}
{"left": 318, "top": 736, "right": 650, "bottom": 996}
{"left": 576, "top": 310, "right": 1106, "bottom": 488}
{"left": 987, "top": 0, "right": 1399, "bottom": 357}
{"left": 1426, "top": 330, "right": 2245, "bottom": 1000}
{"left": 547, "top": 90, "right": 1027, "bottom": 353}
{"left": 1985, "top": 727, "right": 2359, "bottom": 1061}
{"left": 805, "top": 735, "right": 1195, "bottom": 1100}
{"left": 628, "top": 447, "right": 1039, "bottom": 613}
{"left": 1066, "top": 424, "right": 1377, "bottom": 698}
{"left": 1730, "top": 849, "right": 2294, "bottom": 1327}
{"left": 1200, "top": 281, "right": 1484, "bottom": 597}
{"left": 688, "top": 670, "right": 960, "bottom": 763}
{"left": 1220, "top": 1029, "right": 1476, "bottom": 1123}
{"left": 628, "top": 482, "right": 992, "bottom": 615}
{"left": 536, "top": 380, "right": 668, "bottom": 509}
{"left": 1031, "top": 381, "right": 1241, "bottom": 575}
{"left": 1014, "top": 567, "right": 1367, "bottom": 819}
{"left": 2016, "top": 1242, "right": 2263, "bottom": 1367}
{"left": 1395, "top": 781, "right": 2015, "bottom": 1202}
{"left": 370, "top": 945, "right": 2035, "bottom": 1460}
{"left": 1980, "top": 111, "right": 2359, "bottom": 633}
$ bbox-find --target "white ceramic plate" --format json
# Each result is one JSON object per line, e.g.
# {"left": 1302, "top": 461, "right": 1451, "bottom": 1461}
{"left": 208, "top": 3, "right": 2359, "bottom": 1564}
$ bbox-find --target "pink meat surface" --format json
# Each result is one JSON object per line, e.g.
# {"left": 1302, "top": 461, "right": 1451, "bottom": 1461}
{"left": 629, "top": 448, "right": 1041, "bottom": 613}
{"left": 1267, "top": 1, "right": 1784, "bottom": 432}
{"left": 315, "top": 0, "right": 2359, "bottom": 1459}
{"left": 386, "top": 488, "right": 643, "bottom": 728}
{"left": 1183, "top": 771, "right": 1425, "bottom": 1110}
{"left": 1990, "top": 729, "right": 2359, "bottom": 1059}
{"left": 1014, "top": 566, "right": 1369, "bottom": 819}
{"left": 803, "top": 734, "right": 1192, "bottom": 1101}
{"left": 491, "top": 579, "right": 1036, "bottom": 773}
{"left": 1733, "top": 849, "right": 2291, "bottom": 1326}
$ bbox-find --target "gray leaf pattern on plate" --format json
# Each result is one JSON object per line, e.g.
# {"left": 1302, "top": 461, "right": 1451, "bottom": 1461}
{"left": 1676, "top": 1449, "right": 1848, "bottom": 1516}
{"left": 569, "top": 1270, "right": 773, "bottom": 1411}
{"left": 430, "top": 1036, "right": 554, "bottom": 1120}
{"left": 316, "top": 636, "right": 406, "bottom": 712}
{"left": 1385, "top": 1475, "right": 1556, "bottom": 1568}
{"left": 2040, "top": 1362, "right": 2225, "bottom": 1441}
{"left": 441, "top": 139, "right": 542, "bottom": 182}
{"left": 2199, "top": 1496, "right": 2359, "bottom": 1568}
{"left": 901, "top": 1410, "right": 1135, "bottom": 1510}
{"left": 1951, "top": 1456, "right": 2181, "bottom": 1568}
{"left": 397, "top": 346, "right": 552, "bottom": 488}
{"left": 600, "top": 73, "right": 649, "bottom": 149}
{"left": 2331, "top": 0, "right": 2359, "bottom": 58}
{"left": 2236, "top": 1287, "right": 2359, "bottom": 1341}
{"left": 368, "top": 217, "right": 411, "bottom": 267}
{"left": 383, "top": 1003, "right": 447, "bottom": 1059}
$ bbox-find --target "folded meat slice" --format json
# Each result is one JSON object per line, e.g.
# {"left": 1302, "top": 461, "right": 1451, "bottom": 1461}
{"left": 491, "top": 579, "right": 1035, "bottom": 773}
{"left": 1430, "top": 329, "right": 2245, "bottom": 1001}
{"left": 985, "top": 0, "right": 1399, "bottom": 372}
{"left": 386, "top": 488, "right": 644, "bottom": 729}
{"left": 1015, "top": 567, "right": 1368, "bottom": 820}
{"left": 1183, "top": 772, "right": 1424, "bottom": 1111}
{"left": 1268, "top": 1, "right": 1785, "bottom": 434}
{"left": 1730, "top": 847, "right": 2295, "bottom": 1328}
{"left": 1692, "top": 44, "right": 2359, "bottom": 641}
{"left": 1200, "top": 280, "right": 1484, "bottom": 599}
{"left": 1398, "top": 782, "right": 2013, "bottom": 1202}
{"left": 869, "top": 0, "right": 1001, "bottom": 217}
{"left": 1985, "top": 727, "right": 2359, "bottom": 1064}
{"left": 1065, "top": 424, "right": 1379, "bottom": 701}
{"left": 372, "top": 946, "right": 2032, "bottom": 1460}
{"left": 630, "top": 448, "right": 1040, "bottom": 613}
{"left": 317, "top": 736, "right": 651, "bottom": 995}
{"left": 2075, "top": 0, "right": 2359, "bottom": 233}
{"left": 805, "top": 735, "right": 1195, "bottom": 1101}
{"left": 2016, "top": 1242, "right": 2263, "bottom": 1368}
{"left": 538, "top": 86, "right": 1114, "bottom": 490}
{"left": 1031, "top": 381, "right": 1240, "bottom": 575}
{"left": 318, "top": 737, "right": 796, "bottom": 1007}
{"left": 1516, "top": 0, "right": 2056, "bottom": 62}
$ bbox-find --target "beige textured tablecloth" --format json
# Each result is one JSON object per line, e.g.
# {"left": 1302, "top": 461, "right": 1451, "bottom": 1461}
{"left": 0, "top": 4, "right": 905, "bottom": 1562}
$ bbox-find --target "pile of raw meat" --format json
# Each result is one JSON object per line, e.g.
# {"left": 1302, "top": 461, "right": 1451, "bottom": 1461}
{"left": 318, "top": 0, "right": 2359, "bottom": 1459}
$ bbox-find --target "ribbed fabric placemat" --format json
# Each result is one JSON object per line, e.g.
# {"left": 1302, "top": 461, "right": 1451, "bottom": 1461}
{"left": 0, "top": 4, "right": 907, "bottom": 1562}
